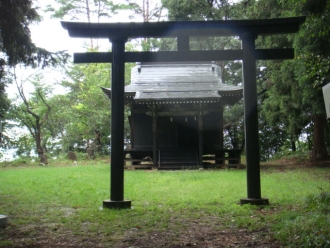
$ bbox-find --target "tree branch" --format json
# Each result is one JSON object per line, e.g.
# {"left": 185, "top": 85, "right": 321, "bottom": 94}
{"left": 13, "top": 67, "right": 40, "bottom": 120}
{"left": 36, "top": 88, "right": 51, "bottom": 126}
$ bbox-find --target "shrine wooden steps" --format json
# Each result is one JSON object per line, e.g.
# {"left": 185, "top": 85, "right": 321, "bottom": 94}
{"left": 158, "top": 149, "right": 198, "bottom": 170}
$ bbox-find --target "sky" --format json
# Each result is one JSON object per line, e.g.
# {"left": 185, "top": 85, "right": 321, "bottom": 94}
{"left": 30, "top": 0, "right": 122, "bottom": 54}
{"left": 29, "top": 0, "right": 163, "bottom": 54}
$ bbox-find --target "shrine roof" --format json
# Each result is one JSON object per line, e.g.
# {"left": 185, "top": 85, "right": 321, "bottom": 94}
{"left": 126, "top": 62, "right": 242, "bottom": 93}
{"left": 102, "top": 62, "right": 243, "bottom": 105}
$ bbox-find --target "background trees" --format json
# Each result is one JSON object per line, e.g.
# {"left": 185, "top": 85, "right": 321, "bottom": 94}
{"left": 0, "top": 0, "right": 67, "bottom": 161}
{"left": 0, "top": 0, "right": 67, "bottom": 80}
{"left": 56, "top": 62, "right": 112, "bottom": 153}
{"left": 0, "top": 0, "right": 41, "bottom": 137}
{"left": 1, "top": 0, "right": 39, "bottom": 67}
{"left": 8, "top": 72, "right": 52, "bottom": 162}
{"left": 2, "top": 0, "right": 330, "bottom": 162}
{"left": 244, "top": 0, "right": 330, "bottom": 161}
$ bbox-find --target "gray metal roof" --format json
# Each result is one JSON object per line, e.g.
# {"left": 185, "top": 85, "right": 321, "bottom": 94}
{"left": 102, "top": 62, "right": 243, "bottom": 104}
{"left": 130, "top": 62, "right": 222, "bottom": 85}
{"left": 127, "top": 62, "right": 242, "bottom": 103}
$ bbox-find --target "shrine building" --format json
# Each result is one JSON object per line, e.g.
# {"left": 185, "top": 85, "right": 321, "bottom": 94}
{"left": 102, "top": 61, "right": 243, "bottom": 169}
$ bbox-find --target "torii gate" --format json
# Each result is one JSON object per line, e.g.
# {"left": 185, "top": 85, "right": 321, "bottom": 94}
{"left": 62, "top": 17, "right": 305, "bottom": 209}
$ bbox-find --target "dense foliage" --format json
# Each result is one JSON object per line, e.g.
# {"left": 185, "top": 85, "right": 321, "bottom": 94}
{"left": 247, "top": 0, "right": 330, "bottom": 160}
{"left": 0, "top": 0, "right": 39, "bottom": 123}
{"left": 0, "top": 0, "right": 67, "bottom": 81}
{"left": 0, "top": 0, "right": 68, "bottom": 160}
{"left": 1, "top": 0, "right": 330, "bottom": 162}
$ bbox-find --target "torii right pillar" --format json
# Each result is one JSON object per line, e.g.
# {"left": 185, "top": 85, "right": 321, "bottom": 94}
{"left": 240, "top": 33, "right": 269, "bottom": 205}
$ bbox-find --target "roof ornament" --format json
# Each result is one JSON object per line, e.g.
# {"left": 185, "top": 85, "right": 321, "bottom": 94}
{"left": 137, "top": 62, "right": 141, "bottom": 73}
{"left": 212, "top": 61, "right": 216, "bottom": 72}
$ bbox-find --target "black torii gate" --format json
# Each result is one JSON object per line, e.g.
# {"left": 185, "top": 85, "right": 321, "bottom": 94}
{"left": 62, "top": 17, "right": 305, "bottom": 209}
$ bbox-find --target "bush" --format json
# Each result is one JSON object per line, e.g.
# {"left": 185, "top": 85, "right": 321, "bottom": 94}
{"left": 0, "top": 156, "right": 35, "bottom": 167}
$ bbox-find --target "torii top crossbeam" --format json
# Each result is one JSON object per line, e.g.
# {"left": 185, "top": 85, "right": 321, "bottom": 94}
{"left": 62, "top": 17, "right": 305, "bottom": 209}
{"left": 62, "top": 17, "right": 305, "bottom": 38}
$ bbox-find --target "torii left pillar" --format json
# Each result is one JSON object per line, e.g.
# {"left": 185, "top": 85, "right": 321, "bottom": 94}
{"left": 103, "top": 36, "right": 131, "bottom": 209}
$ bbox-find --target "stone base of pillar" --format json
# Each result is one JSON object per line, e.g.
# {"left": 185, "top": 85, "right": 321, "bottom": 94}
{"left": 103, "top": 199, "right": 131, "bottom": 209}
{"left": 240, "top": 198, "right": 269, "bottom": 206}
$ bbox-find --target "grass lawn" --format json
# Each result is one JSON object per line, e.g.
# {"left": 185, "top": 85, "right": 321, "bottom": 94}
{"left": 0, "top": 161, "right": 330, "bottom": 247}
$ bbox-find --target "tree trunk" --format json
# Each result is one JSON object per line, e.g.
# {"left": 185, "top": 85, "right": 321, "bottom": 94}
{"left": 325, "top": 120, "right": 330, "bottom": 148}
{"left": 36, "top": 130, "right": 43, "bottom": 157}
{"left": 36, "top": 124, "right": 47, "bottom": 164}
{"left": 85, "top": 0, "right": 93, "bottom": 49}
{"left": 95, "top": 129, "right": 101, "bottom": 151}
{"left": 311, "top": 113, "right": 328, "bottom": 161}
{"left": 291, "top": 135, "right": 296, "bottom": 152}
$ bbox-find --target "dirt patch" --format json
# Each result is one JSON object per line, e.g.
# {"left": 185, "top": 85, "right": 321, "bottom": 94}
{"left": 1, "top": 216, "right": 282, "bottom": 248}
{"left": 0, "top": 223, "right": 108, "bottom": 248}
{"left": 116, "top": 224, "right": 280, "bottom": 248}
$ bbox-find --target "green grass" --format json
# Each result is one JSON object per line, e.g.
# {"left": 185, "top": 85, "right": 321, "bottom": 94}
{"left": 0, "top": 163, "right": 330, "bottom": 247}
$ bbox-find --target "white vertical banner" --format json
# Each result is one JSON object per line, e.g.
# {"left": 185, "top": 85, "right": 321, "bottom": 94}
{"left": 322, "top": 83, "right": 330, "bottom": 119}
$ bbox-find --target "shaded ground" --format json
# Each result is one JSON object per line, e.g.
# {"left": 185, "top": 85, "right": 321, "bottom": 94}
{"left": 115, "top": 220, "right": 281, "bottom": 248}
{"left": 1, "top": 217, "right": 281, "bottom": 248}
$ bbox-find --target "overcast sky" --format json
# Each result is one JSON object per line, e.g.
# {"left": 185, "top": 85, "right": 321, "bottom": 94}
{"left": 30, "top": 0, "right": 120, "bottom": 54}
{"left": 29, "top": 0, "right": 164, "bottom": 54}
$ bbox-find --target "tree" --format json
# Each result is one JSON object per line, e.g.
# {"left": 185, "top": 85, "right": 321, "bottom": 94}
{"left": 161, "top": 0, "right": 234, "bottom": 21}
{"left": 243, "top": 0, "right": 330, "bottom": 161}
{"left": 9, "top": 71, "right": 52, "bottom": 162}
{"left": 261, "top": 60, "right": 311, "bottom": 153}
{"left": 0, "top": 0, "right": 68, "bottom": 153}
{"left": 0, "top": 70, "right": 10, "bottom": 132}
{"left": 0, "top": 0, "right": 68, "bottom": 75}
{"left": 1, "top": 0, "right": 39, "bottom": 67}
{"left": 59, "top": 62, "right": 112, "bottom": 153}
{"left": 0, "top": 0, "right": 40, "bottom": 129}
{"left": 52, "top": 58, "right": 136, "bottom": 155}
{"left": 45, "top": 0, "right": 128, "bottom": 49}
{"left": 125, "top": 0, "right": 165, "bottom": 21}
{"left": 296, "top": 0, "right": 330, "bottom": 160}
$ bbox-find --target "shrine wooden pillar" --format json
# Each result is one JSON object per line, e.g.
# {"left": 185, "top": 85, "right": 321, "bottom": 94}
{"left": 152, "top": 106, "right": 158, "bottom": 168}
{"left": 103, "top": 36, "right": 131, "bottom": 209}
{"left": 240, "top": 33, "right": 269, "bottom": 205}
{"left": 198, "top": 104, "right": 203, "bottom": 167}
{"left": 219, "top": 105, "right": 224, "bottom": 149}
